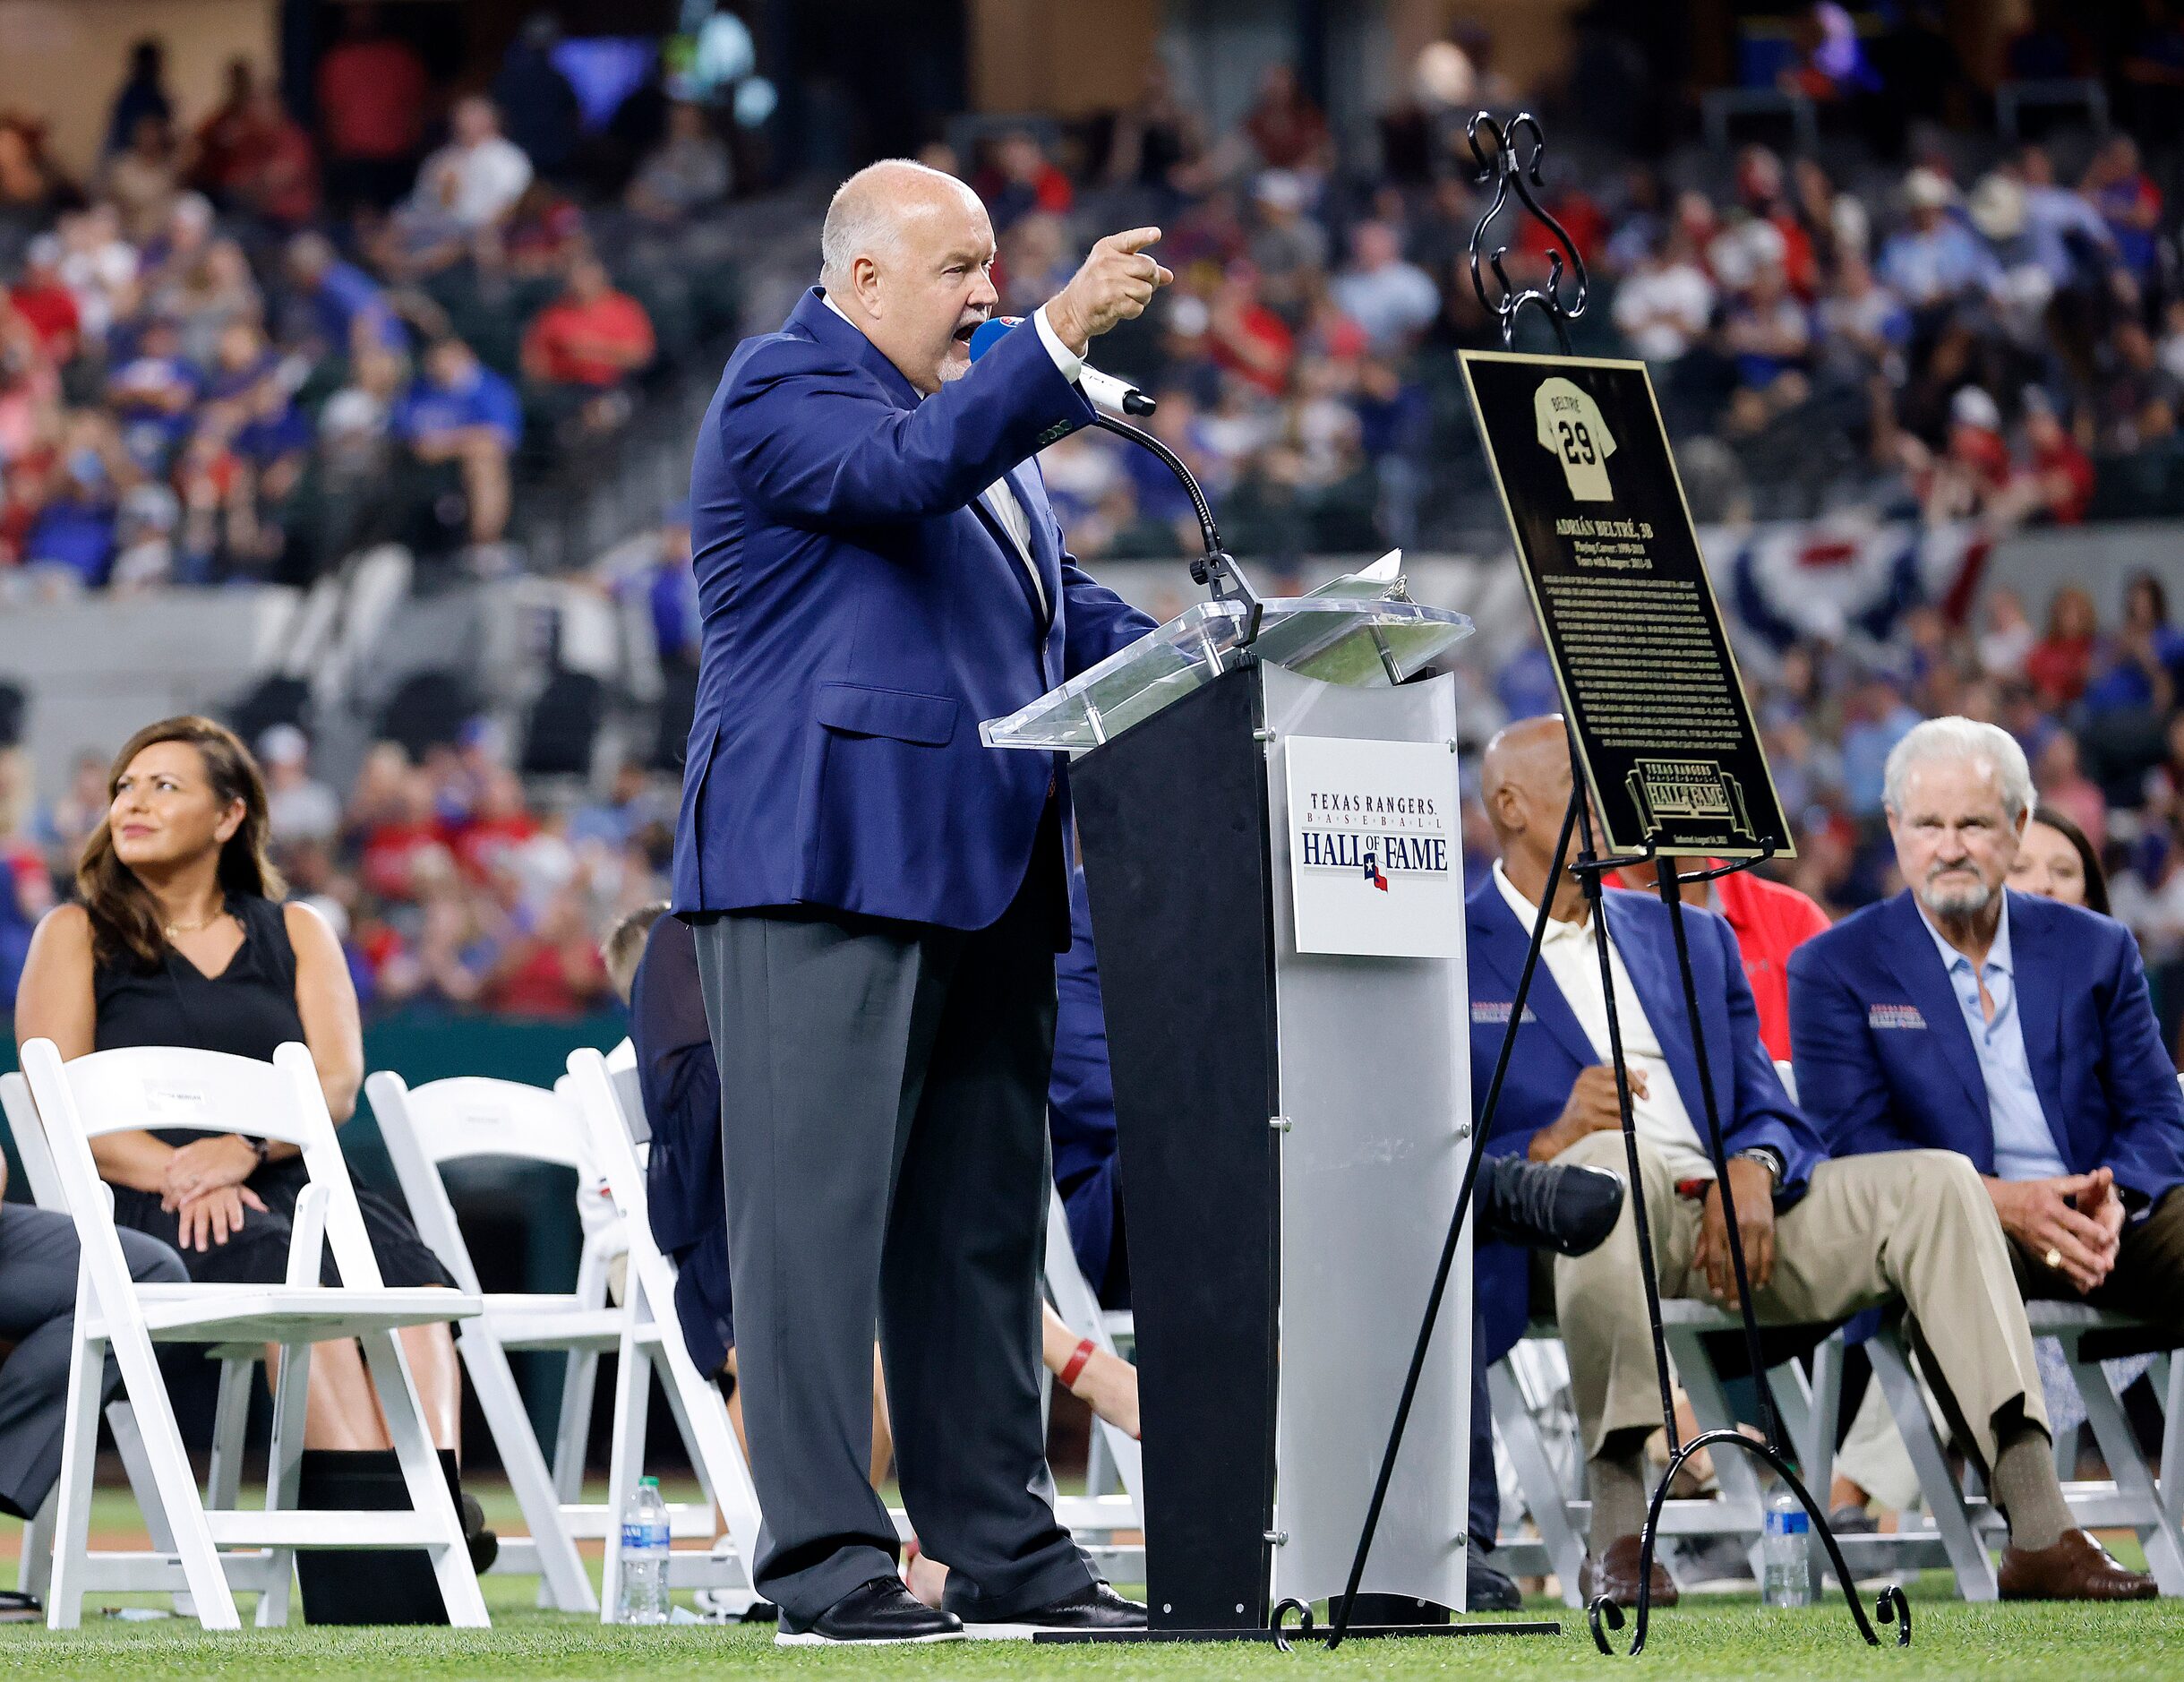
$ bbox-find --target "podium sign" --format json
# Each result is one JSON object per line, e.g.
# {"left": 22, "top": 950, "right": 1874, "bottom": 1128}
{"left": 1459, "top": 351, "right": 1791, "bottom": 860}
{"left": 1284, "top": 734, "right": 1463, "bottom": 959}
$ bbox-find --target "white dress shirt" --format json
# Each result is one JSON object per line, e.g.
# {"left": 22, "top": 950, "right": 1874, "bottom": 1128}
{"left": 820, "top": 292, "right": 1081, "bottom": 620}
{"left": 1492, "top": 862, "right": 1717, "bottom": 1182}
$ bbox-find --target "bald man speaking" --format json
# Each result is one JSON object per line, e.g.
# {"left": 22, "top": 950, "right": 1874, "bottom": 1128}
{"left": 671, "top": 161, "right": 1162, "bottom": 1643}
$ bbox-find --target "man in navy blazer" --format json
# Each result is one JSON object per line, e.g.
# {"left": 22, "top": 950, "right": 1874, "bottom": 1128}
{"left": 670, "top": 160, "right": 1161, "bottom": 1644}
{"left": 1471, "top": 718, "right": 2150, "bottom": 1605}
{"left": 1791, "top": 717, "right": 2184, "bottom": 1351}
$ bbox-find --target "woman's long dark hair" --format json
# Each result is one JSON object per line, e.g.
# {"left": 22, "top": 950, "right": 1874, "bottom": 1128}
{"left": 2028, "top": 802, "right": 2109, "bottom": 917}
{"left": 77, "top": 716, "right": 284, "bottom": 969}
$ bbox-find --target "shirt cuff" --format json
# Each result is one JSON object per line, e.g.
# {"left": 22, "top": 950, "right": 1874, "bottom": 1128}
{"left": 1032, "top": 305, "right": 1083, "bottom": 381}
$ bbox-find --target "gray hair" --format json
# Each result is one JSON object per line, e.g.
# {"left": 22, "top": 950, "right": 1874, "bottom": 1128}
{"left": 818, "top": 159, "right": 977, "bottom": 290}
{"left": 1882, "top": 716, "right": 2034, "bottom": 825}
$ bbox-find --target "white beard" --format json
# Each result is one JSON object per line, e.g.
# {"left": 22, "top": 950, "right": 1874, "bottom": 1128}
{"left": 1917, "top": 875, "right": 1994, "bottom": 920}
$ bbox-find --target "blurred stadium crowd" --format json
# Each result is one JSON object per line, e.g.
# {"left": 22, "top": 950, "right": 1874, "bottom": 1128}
{"left": 0, "top": 11, "right": 739, "bottom": 598}
{"left": 18, "top": 4, "right": 2184, "bottom": 1051}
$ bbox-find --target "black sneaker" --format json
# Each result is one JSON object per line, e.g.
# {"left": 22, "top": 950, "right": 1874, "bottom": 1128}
{"left": 776, "top": 1577, "right": 965, "bottom": 1645}
{"left": 1479, "top": 1156, "right": 1625, "bottom": 1257}
{"left": 957, "top": 1579, "right": 1147, "bottom": 1637}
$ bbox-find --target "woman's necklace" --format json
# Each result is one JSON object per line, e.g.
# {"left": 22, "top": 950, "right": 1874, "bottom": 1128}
{"left": 163, "top": 899, "right": 228, "bottom": 940}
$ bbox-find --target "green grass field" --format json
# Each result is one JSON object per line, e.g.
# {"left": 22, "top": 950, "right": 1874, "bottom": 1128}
{"left": 4, "top": 1484, "right": 2180, "bottom": 1679}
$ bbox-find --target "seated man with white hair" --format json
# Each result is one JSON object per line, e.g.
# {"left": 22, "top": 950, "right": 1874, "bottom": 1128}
{"left": 1791, "top": 714, "right": 2184, "bottom": 1359}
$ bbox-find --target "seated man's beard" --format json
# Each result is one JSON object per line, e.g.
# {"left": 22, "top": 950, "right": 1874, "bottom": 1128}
{"left": 1919, "top": 872, "right": 1994, "bottom": 920}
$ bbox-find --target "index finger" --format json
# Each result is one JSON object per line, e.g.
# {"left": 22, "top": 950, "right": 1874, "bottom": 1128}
{"left": 1107, "top": 227, "right": 1162, "bottom": 255}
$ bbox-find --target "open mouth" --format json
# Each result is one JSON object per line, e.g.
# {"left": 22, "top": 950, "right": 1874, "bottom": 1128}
{"left": 952, "top": 319, "right": 984, "bottom": 347}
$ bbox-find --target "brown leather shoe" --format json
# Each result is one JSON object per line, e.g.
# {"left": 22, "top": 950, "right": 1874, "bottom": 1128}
{"left": 1998, "top": 1529, "right": 2157, "bottom": 1600}
{"left": 1579, "top": 1535, "right": 1679, "bottom": 1609}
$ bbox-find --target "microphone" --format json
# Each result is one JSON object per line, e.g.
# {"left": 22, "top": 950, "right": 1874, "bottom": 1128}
{"left": 968, "top": 317, "right": 1156, "bottom": 416}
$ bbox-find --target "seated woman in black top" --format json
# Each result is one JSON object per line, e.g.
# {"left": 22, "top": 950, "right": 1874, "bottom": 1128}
{"left": 15, "top": 717, "right": 474, "bottom": 1489}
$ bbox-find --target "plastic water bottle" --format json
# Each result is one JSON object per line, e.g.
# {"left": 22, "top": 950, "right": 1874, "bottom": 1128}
{"left": 619, "top": 1476, "right": 672, "bottom": 1624}
{"left": 1761, "top": 1488, "right": 1811, "bottom": 1609}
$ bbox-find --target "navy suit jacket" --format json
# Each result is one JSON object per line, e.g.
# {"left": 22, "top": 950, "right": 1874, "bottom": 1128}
{"left": 672, "top": 289, "right": 1153, "bottom": 931}
{"left": 1788, "top": 888, "right": 2184, "bottom": 1208}
{"left": 1049, "top": 865, "right": 1121, "bottom": 1295}
{"left": 629, "top": 913, "right": 719, "bottom": 1258}
{"left": 1467, "top": 876, "right": 1827, "bottom": 1364}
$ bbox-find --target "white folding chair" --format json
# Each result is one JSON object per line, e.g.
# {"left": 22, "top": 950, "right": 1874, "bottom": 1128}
{"left": 0, "top": 1073, "right": 204, "bottom": 1614}
{"left": 21, "top": 1038, "right": 485, "bottom": 1629}
{"left": 370, "top": 1067, "right": 694, "bottom": 1613}
{"left": 561, "top": 1045, "right": 765, "bottom": 1622}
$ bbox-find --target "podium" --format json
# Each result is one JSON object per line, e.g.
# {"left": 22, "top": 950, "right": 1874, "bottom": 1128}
{"left": 984, "top": 567, "right": 1485, "bottom": 1635}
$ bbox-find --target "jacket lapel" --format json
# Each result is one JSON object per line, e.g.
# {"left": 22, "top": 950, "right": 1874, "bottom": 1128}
{"left": 2000, "top": 891, "right": 2072, "bottom": 1156}
{"left": 801, "top": 287, "right": 1051, "bottom": 629}
{"left": 1469, "top": 887, "right": 1598, "bottom": 1072}
{"left": 1882, "top": 891, "right": 1990, "bottom": 1130}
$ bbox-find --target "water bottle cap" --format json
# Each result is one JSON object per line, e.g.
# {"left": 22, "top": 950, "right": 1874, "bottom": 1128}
{"left": 640, "top": 1476, "right": 659, "bottom": 1488}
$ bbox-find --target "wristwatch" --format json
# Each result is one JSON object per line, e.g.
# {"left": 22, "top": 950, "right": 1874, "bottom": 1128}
{"left": 1734, "top": 1146, "right": 1784, "bottom": 1188}
{"left": 244, "top": 1137, "right": 271, "bottom": 1170}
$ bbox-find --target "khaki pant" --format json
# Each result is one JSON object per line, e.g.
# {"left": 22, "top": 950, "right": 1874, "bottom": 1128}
{"left": 1550, "top": 1133, "right": 2047, "bottom": 1469}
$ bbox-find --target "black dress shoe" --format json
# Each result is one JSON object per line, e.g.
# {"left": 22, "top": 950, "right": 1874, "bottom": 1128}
{"left": 959, "top": 1579, "right": 1147, "bottom": 1635}
{"left": 1479, "top": 1155, "right": 1624, "bottom": 1257}
{"left": 1468, "top": 1554, "right": 1524, "bottom": 1612}
{"left": 776, "top": 1577, "right": 965, "bottom": 1645}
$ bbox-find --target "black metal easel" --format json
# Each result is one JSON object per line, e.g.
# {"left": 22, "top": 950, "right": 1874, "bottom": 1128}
{"left": 1323, "top": 112, "right": 1910, "bottom": 1658}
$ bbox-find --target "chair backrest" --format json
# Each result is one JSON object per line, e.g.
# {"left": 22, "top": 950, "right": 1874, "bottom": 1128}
{"left": 366, "top": 1070, "right": 601, "bottom": 1297}
{"left": 563, "top": 1047, "right": 653, "bottom": 1245}
{"left": 20, "top": 1037, "right": 386, "bottom": 1299}
{"left": 604, "top": 1038, "right": 648, "bottom": 1146}
{"left": 1, "top": 1069, "right": 65, "bottom": 1210}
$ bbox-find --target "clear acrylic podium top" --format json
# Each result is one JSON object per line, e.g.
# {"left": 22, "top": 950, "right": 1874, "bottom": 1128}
{"left": 981, "top": 556, "right": 1475, "bottom": 754}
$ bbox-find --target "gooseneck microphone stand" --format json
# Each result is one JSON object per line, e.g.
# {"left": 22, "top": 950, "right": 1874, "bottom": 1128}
{"left": 1323, "top": 112, "right": 1910, "bottom": 1658}
{"left": 1088, "top": 407, "right": 1264, "bottom": 641}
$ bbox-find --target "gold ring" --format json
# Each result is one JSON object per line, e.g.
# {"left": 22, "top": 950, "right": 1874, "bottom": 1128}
{"left": 2043, "top": 1247, "right": 2063, "bottom": 1270}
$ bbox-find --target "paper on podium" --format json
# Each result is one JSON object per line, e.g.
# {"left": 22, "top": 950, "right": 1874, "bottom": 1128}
{"left": 981, "top": 555, "right": 1474, "bottom": 755}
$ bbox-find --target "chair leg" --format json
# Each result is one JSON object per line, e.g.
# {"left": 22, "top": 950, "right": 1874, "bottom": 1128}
{"left": 600, "top": 1321, "right": 654, "bottom": 1624}
{"left": 1488, "top": 1358, "right": 1587, "bottom": 1608}
{"left": 19, "top": 1488, "right": 54, "bottom": 1603}
{"left": 640, "top": 1252, "right": 763, "bottom": 1567}
{"left": 460, "top": 1326, "right": 596, "bottom": 1613}
{"left": 2068, "top": 1338, "right": 2184, "bottom": 1594}
{"left": 357, "top": 1327, "right": 489, "bottom": 1628}
{"left": 206, "top": 1358, "right": 253, "bottom": 1513}
{"left": 46, "top": 1328, "right": 107, "bottom": 1630}
{"left": 1871, "top": 1327, "right": 1997, "bottom": 1601}
{"left": 550, "top": 1347, "right": 600, "bottom": 1507}
{"left": 254, "top": 1341, "right": 313, "bottom": 1627}
{"left": 107, "top": 1401, "right": 186, "bottom": 1618}
{"left": 2160, "top": 1352, "right": 2182, "bottom": 1525}
{"left": 1807, "top": 1334, "right": 1843, "bottom": 1515}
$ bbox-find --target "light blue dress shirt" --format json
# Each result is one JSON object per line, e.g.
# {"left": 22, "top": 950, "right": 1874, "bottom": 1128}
{"left": 1920, "top": 895, "right": 2068, "bottom": 1182}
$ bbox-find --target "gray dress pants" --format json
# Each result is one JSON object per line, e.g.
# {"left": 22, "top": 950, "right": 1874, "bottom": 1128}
{"left": 690, "top": 856, "right": 1094, "bottom": 1621}
{"left": 0, "top": 1202, "right": 188, "bottom": 1519}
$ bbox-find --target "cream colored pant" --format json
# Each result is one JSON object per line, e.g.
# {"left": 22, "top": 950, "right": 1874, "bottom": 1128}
{"left": 1550, "top": 1133, "right": 2047, "bottom": 1469}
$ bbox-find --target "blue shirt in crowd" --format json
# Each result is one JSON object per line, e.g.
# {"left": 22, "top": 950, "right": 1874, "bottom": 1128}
{"left": 1920, "top": 893, "right": 2069, "bottom": 1181}
{"left": 393, "top": 365, "right": 523, "bottom": 451}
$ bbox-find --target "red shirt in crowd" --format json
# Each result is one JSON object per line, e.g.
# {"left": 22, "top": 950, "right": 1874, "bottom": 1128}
{"left": 360, "top": 819, "right": 446, "bottom": 900}
{"left": 2026, "top": 633, "right": 2095, "bottom": 708}
{"left": 2030, "top": 435, "right": 2095, "bottom": 525}
{"left": 521, "top": 291, "right": 656, "bottom": 389}
{"left": 9, "top": 281, "right": 78, "bottom": 362}
{"left": 1614, "top": 863, "right": 1830, "bottom": 1062}
{"left": 316, "top": 39, "right": 429, "bottom": 161}
{"left": 485, "top": 937, "right": 606, "bottom": 1019}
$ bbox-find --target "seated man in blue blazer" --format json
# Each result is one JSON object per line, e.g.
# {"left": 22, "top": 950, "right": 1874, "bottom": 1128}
{"left": 1472, "top": 717, "right": 2151, "bottom": 1606}
{"left": 1790, "top": 717, "right": 2184, "bottom": 1355}
{"left": 672, "top": 161, "right": 1168, "bottom": 1643}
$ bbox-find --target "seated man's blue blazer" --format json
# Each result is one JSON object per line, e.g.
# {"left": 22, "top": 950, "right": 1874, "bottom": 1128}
{"left": 1787, "top": 888, "right": 2184, "bottom": 1208}
{"left": 672, "top": 288, "right": 1154, "bottom": 931}
{"left": 1467, "top": 875, "right": 1826, "bottom": 1365}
